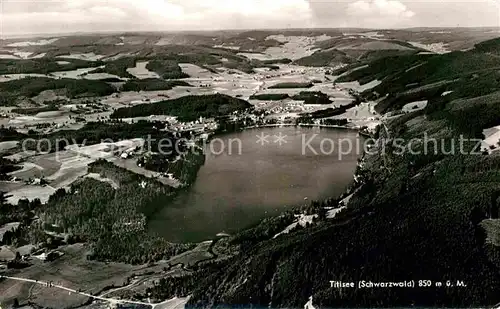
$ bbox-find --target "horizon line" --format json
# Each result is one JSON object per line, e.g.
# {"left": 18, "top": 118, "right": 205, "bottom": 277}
{"left": 2, "top": 26, "right": 500, "bottom": 39}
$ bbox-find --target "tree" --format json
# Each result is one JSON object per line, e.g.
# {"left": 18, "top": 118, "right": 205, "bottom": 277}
{"left": 318, "top": 207, "right": 327, "bottom": 221}
{"left": 0, "top": 191, "right": 11, "bottom": 209}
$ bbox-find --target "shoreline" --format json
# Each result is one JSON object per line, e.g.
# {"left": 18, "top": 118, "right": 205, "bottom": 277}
{"left": 243, "top": 123, "right": 359, "bottom": 131}
{"left": 208, "top": 121, "right": 370, "bottom": 141}
{"left": 192, "top": 122, "right": 374, "bottom": 245}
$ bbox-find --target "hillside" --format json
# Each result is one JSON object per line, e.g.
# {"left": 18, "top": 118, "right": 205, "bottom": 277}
{"left": 175, "top": 37, "right": 500, "bottom": 308}
{"left": 110, "top": 94, "right": 253, "bottom": 122}
{"left": 0, "top": 77, "right": 115, "bottom": 105}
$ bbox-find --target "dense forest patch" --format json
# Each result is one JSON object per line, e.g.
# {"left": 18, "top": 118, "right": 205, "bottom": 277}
{"left": 110, "top": 94, "right": 252, "bottom": 122}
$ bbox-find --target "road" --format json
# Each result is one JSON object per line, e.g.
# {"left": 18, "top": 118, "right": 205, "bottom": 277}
{"left": 0, "top": 275, "right": 161, "bottom": 307}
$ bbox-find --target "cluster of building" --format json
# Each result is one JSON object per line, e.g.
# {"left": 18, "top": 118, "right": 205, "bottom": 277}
{"left": 166, "top": 116, "right": 218, "bottom": 133}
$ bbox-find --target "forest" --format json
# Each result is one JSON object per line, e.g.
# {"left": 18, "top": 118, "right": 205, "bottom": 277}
{"left": 1, "top": 119, "right": 207, "bottom": 263}
{"left": 146, "top": 60, "right": 190, "bottom": 79}
{"left": 291, "top": 91, "right": 332, "bottom": 105}
{"left": 268, "top": 82, "right": 314, "bottom": 89}
{"left": 34, "top": 161, "right": 198, "bottom": 264}
{"left": 294, "top": 49, "right": 351, "bottom": 67}
{"left": 0, "top": 77, "right": 115, "bottom": 105}
{"left": 11, "top": 102, "right": 60, "bottom": 115}
{"left": 0, "top": 156, "right": 21, "bottom": 181}
{"left": 110, "top": 94, "right": 253, "bottom": 122}
{"left": 0, "top": 127, "right": 27, "bottom": 142}
{"left": 90, "top": 57, "right": 137, "bottom": 78}
{"left": 0, "top": 58, "right": 101, "bottom": 75}
{"left": 302, "top": 99, "right": 358, "bottom": 119}
{"left": 121, "top": 79, "right": 191, "bottom": 92}
{"left": 20, "top": 120, "right": 173, "bottom": 152}
{"left": 138, "top": 150, "right": 206, "bottom": 185}
{"left": 249, "top": 94, "right": 289, "bottom": 100}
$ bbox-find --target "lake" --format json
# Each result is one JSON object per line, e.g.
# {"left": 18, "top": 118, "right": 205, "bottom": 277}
{"left": 149, "top": 126, "right": 362, "bottom": 243}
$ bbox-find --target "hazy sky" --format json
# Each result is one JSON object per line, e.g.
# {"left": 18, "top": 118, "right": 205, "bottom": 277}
{"left": 1, "top": 0, "right": 499, "bottom": 35}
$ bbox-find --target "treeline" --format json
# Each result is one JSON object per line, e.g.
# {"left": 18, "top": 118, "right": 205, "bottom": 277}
{"left": 138, "top": 150, "right": 206, "bottom": 185}
{"left": 337, "top": 44, "right": 500, "bottom": 116}
{"left": 292, "top": 91, "right": 332, "bottom": 105}
{"left": 321, "top": 118, "right": 349, "bottom": 126}
{"left": 122, "top": 79, "right": 191, "bottom": 92}
{"left": 294, "top": 49, "right": 351, "bottom": 67}
{"left": 304, "top": 99, "right": 358, "bottom": 119}
{"left": 11, "top": 102, "right": 60, "bottom": 115}
{"left": 0, "top": 157, "right": 21, "bottom": 180}
{"left": 0, "top": 58, "right": 101, "bottom": 75}
{"left": 110, "top": 94, "right": 253, "bottom": 122}
{"left": 90, "top": 57, "right": 136, "bottom": 78}
{"left": 146, "top": 60, "right": 190, "bottom": 79}
{"left": 0, "top": 77, "right": 115, "bottom": 105}
{"left": 147, "top": 260, "right": 230, "bottom": 302}
{"left": 0, "top": 127, "right": 26, "bottom": 142}
{"left": 268, "top": 82, "right": 313, "bottom": 89}
{"left": 0, "top": 192, "right": 39, "bottom": 222}
{"left": 0, "top": 193, "right": 43, "bottom": 248}
{"left": 249, "top": 94, "right": 289, "bottom": 100}
{"left": 20, "top": 120, "right": 170, "bottom": 152}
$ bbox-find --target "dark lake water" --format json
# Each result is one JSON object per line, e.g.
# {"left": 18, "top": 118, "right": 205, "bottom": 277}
{"left": 149, "top": 126, "right": 362, "bottom": 243}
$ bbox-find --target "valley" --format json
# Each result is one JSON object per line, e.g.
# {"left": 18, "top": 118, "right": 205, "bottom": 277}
{"left": 0, "top": 27, "right": 500, "bottom": 309}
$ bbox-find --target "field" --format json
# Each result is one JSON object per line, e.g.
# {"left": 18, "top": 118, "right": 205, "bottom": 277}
{"left": 0, "top": 141, "right": 19, "bottom": 153}
{"left": 126, "top": 61, "right": 160, "bottom": 79}
{"left": 0, "top": 243, "right": 139, "bottom": 307}
{"left": 0, "top": 238, "right": 213, "bottom": 308}
{"left": 1, "top": 139, "right": 147, "bottom": 205}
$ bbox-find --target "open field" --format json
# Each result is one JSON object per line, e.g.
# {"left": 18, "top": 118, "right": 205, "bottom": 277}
{"left": 1, "top": 240, "right": 200, "bottom": 308}
{"left": 127, "top": 61, "right": 160, "bottom": 79}
{"left": 1, "top": 139, "right": 150, "bottom": 204}
{"left": 0, "top": 243, "right": 140, "bottom": 308}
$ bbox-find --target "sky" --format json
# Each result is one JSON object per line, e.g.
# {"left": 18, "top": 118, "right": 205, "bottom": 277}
{"left": 1, "top": 0, "right": 499, "bottom": 35}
